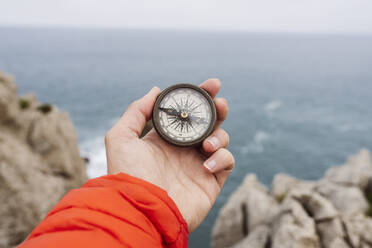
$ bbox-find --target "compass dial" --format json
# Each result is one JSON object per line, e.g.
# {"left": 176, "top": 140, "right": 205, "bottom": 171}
{"left": 153, "top": 84, "right": 217, "bottom": 147}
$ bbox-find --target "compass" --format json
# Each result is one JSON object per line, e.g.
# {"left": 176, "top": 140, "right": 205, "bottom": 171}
{"left": 152, "top": 84, "right": 217, "bottom": 147}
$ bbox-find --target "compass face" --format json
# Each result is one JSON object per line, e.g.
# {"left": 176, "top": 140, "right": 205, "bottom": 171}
{"left": 153, "top": 84, "right": 217, "bottom": 146}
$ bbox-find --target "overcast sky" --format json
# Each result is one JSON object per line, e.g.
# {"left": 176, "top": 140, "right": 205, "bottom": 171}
{"left": 1, "top": 0, "right": 372, "bottom": 34}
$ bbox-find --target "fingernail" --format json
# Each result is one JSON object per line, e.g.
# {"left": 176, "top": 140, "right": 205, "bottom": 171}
{"left": 204, "top": 159, "right": 217, "bottom": 171}
{"left": 207, "top": 136, "right": 220, "bottom": 149}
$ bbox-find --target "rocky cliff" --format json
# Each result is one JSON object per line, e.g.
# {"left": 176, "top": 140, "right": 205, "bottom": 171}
{"left": 0, "top": 72, "right": 87, "bottom": 247}
{"left": 212, "top": 149, "right": 372, "bottom": 248}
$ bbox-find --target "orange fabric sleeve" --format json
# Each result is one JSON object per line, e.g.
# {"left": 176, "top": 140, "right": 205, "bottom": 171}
{"left": 19, "top": 173, "right": 189, "bottom": 248}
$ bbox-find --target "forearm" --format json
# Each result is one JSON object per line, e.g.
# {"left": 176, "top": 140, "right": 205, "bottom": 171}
{"left": 19, "top": 173, "right": 189, "bottom": 248}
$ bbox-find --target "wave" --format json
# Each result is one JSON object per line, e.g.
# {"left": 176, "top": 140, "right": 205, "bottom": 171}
{"left": 337, "top": 123, "right": 366, "bottom": 132}
{"left": 80, "top": 136, "right": 107, "bottom": 178}
{"left": 79, "top": 117, "right": 126, "bottom": 178}
{"left": 264, "top": 100, "right": 282, "bottom": 113}
{"left": 240, "top": 131, "right": 271, "bottom": 154}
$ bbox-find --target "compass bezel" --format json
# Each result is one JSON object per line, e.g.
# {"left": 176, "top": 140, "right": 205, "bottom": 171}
{"left": 152, "top": 83, "right": 217, "bottom": 147}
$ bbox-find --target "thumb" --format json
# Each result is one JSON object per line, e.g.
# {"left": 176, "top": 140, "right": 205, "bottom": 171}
{"left": 115, "top": 87, "right": 161, "bottom": 139}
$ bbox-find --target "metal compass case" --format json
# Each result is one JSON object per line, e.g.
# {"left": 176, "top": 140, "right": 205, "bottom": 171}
{"left": 152, "top": 84, "right": 217, "bottom": 147}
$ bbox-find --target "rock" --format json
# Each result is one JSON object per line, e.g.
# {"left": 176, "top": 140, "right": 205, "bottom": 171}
{"left": 271, "top": 173, "right": 315, "bottom": 202}
{"left": 212, "top": 149, "right": 372, "bottom": 248}
{"left": 328, "top": 238, "right": 350, "bottom": 248}
{"left": 19, "top": 93, "right": 38, "bottom": 108}
{"left": 341, "top": 214, "right": 362, "bottom": 248}
{"left": 0, "top": 71, "right": 87, "bottom": 247}
{"left": 289, "top": 189, "right": 338, "bottom": 221}
{"left": 316, "top": 218, "right": 347, "bottom": 248}
{"left": 27, "top": 108, "right": 86, "bottom": 186}
{"left": 211, "top": 180, "right": 247, "bottom": 248}
{"left": 316, "top": 181, "right": 369, "bottom": 214}
{"left": 0, "top": 72, "right": 18, "bottom": 123}
{"left": 271, "top": 198, "right": 320, "bottom": 248}
{"left": 211, "top": 174, "right": 279, "bottom": 248}
{"left": 325, "top": 149, "right": 372, "bottom": 191}
{"left": 288, "top": 189, "right": 348, "bottom": 248}
{"left": 342, "top": 213, "right": 372, "bottom": 246}
{"left": 0, "top": 132, "right": 66, "bottom": 246}
{"left": 243, "top": 176, "right": 279, "bottom": 231}
{"left": 271, "top": 173, "right": 299, "bottom": 200}
{"left": 232, "top": 225, "right": 270, "bottom": 248}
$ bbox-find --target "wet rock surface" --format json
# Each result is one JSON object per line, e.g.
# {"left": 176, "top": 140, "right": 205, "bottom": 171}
{"left": 212, "top": 149, "right": 372, "bottom": 248}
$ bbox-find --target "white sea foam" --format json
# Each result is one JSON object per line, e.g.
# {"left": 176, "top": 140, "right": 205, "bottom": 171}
{"left": 337, "top": 123, "right": 366, "bottom": 132}
{"left": 80, "top": 136, "right": 107, "bottom": 178}
{"left": 240, "top": 131, "right": 270, "bottom": 154}
{"left": 264, "top": 100, "right": 282, "bottom": 113}
{"left": 79, "top": 117, "right": 143, "bottom": 178}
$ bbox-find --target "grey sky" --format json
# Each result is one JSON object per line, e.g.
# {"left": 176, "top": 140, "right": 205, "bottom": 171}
{"left": 1, "top": 0, "right": 372, "bottom": 34}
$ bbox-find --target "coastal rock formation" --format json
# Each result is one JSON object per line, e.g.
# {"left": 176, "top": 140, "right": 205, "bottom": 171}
{"left": 212, "top": 149, "right": 372, "bottom": 248}
{"left": 0, "top": 72, "right": 87, "bottom": 247}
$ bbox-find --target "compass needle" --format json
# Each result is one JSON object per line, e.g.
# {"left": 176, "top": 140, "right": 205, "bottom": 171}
{"left": 159, "top": 107, "right": 179, "bottom": 117}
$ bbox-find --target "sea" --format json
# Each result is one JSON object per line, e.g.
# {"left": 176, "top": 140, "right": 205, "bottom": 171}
{"left": 1, "top": 27, "right": 372, "bottom": 247}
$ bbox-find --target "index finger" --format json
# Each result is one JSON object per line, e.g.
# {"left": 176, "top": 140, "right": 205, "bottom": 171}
{"left": 199, "top": 78, "right": 221, "bottom": 98}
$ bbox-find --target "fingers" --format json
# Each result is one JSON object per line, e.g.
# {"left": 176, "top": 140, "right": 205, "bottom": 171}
{"left": 204, "top": 148, "right": 235, "bottom": 173}
{"left": 200, "top": 78, "right": 232, "bottom": 185}
{"left": 203, "top": 148, "right": 235, "bottom": 188}
{"left": 202, "top": 128, "right": 229, "bottom": 153}
{"left": 113, "top": 87, "right": 161, "bottom": 139}
{"left": 200, "top": 78, "right": 221, "bottom": 98}
{"left": 214, "top": 97, "right": 228, "bottom": 127}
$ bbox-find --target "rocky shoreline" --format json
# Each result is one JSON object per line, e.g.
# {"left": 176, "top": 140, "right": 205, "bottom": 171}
{"left": 0, "top": 72, "right": 87, "bottom": 247}
{"left": 212, "top": 149, "right": 372, "bottom": 248}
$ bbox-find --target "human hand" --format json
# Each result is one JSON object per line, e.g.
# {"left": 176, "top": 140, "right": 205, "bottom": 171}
{"left": 105, "top": 79, "right": 234, "bottom": 232}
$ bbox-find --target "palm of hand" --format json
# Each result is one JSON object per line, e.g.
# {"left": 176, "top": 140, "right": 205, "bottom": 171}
{"left": 107, "top": 130, "right": 219, "bottom": 230}
{"left": 105, "top": 79, "right": 234, "bottom": 232}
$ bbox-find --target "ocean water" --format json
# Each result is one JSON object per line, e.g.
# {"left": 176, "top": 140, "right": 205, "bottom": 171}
{"left": 1, "top": 27, "right": 372, "bottom": 247}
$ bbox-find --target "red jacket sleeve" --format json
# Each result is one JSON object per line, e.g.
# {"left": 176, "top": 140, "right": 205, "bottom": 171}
{"left": 19, "top": 173, "right": 189, "bottom": 248}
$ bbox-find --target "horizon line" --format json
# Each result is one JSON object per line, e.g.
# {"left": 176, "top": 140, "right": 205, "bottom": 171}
{"left": 1, "top": 24, "right": 372, "bottom": 37}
